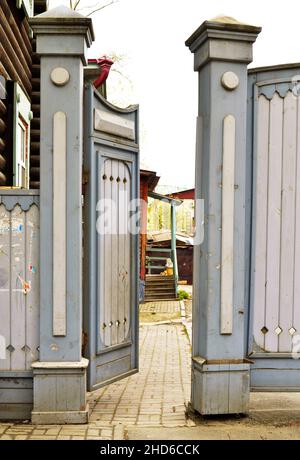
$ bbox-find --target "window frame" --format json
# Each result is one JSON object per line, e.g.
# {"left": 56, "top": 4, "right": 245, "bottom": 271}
{"left": 13, "top": 83, "right": 31, "bottom": 189}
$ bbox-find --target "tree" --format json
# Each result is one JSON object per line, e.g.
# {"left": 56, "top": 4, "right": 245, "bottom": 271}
{"left": 67, "top": 0, "right": 132, "bottom": 107}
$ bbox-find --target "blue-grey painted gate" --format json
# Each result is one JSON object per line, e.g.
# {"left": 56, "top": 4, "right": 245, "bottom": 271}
{"left": 83, "top": 84, "right": 139, "bottom": 391}
{"left": 247, "top": 64, "right": 300, "bottom": 390}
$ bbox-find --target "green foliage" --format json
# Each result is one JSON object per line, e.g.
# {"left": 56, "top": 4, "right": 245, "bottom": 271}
{"left": 178, "top": 290, "right": 189, "bottom": 300}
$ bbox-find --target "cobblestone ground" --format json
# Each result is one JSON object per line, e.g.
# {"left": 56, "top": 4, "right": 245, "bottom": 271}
{"left": 0, "top": 313, "right": 192, "bottom": 440}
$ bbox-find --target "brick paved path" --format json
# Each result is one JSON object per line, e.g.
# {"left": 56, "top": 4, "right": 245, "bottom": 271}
{"left": 89, "top": 324, "right": 191, "bottom": 427}
{"left": 0, "top": 422, "right": 121, "bottom": 440}
{"left": 0, "top": 323, "right": 192, "bottom": 440}
{"left": 139, "top": 301, "right": 181, "bottom": 314}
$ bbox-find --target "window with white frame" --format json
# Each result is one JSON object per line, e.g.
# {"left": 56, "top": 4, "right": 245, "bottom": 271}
{"left": 13, "top": 83, "right": 31, "bottom": 189}
{"left": 16, "top": 0, "right": 34, "bottom": 18}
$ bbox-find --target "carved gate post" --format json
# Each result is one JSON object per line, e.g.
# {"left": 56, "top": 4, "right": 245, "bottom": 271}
{"left": 186, "top": 17, "right": 261, "bottom": 414}
{"left": 29, "top": 6, "right": 94, "bottom": 424}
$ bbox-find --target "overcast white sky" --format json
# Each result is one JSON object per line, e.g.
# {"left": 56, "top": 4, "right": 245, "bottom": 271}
{"left": 49, "top": 0, "right": 300, "bottom": 188}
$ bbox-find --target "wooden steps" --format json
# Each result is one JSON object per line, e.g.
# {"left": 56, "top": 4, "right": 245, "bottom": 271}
{"left": 144, "top": 275, "right": 177, "bottom": 302}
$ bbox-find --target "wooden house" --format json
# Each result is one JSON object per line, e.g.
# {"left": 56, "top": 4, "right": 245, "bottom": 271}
{"left": 0, "top": 1, "right": 47, "bottom": 189}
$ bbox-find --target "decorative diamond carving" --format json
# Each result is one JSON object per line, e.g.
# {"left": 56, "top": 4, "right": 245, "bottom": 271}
{"left": 6, "top": 345, "right": 15, "bottom": 352}
{"left": 275, "top": 327, "right": 283, "bottom": 335}
{"left": 261, "top": 327, "right": 269, "bottom": 335}
{"left": 21, "top": 345, "right": 31, "bottom": 352}
{"left": 289, "top": 327, "right": 297, "bottom": 336}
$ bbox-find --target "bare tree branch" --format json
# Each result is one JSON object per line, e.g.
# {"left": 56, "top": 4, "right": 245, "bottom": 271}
{"left": 111, "top": 68, "right": 132, "bottom": 84}
{"left": 77, "top": 1, "right": 102, "bottom": 11}
{"left": 86, "top": 0, "right": 119, "bottom": 17}
{"left": 73, "top": 0, "right": 81, "bottom": 10}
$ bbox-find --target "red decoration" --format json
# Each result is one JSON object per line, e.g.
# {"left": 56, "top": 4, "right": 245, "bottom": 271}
{"left": 88, "top": 57, "right": 114, "bottom": 89}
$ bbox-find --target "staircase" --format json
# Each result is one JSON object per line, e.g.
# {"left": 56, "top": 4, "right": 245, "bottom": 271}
{"left": 144, "top": 275, "right": 177, "bottom": 302}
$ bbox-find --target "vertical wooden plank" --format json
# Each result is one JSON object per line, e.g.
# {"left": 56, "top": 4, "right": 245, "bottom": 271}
{"left": 111, "top": 159, "right": 119, "bottom": 346}
{"left": 99, "top": 158, "right": 106, "bottom": 346}
{"left": 220, "top": 114, "right": 235, "bottom": 335}
{"left": 253, "top": 95, "right": 269, "bottom": 350}
{"left": 52, "top": 111, "right": 67, "bottom": 337}
{"left": 10, "top": 205, "right": 26, "bottom": 370}
{"left": 25, "top": 205, "right": 40, "bottom": 369}
{"left": 279, "top": 91, "right": 297, "bottom": 351}
{"left": 104, "top": 159, "right": 112, "bottom": 347}
{"left": 0, "top": 204, "right": 11, "bottom": 370}
{"left": 265, "top": 93, "right": 283, "bottom": 352}
{"left": 293, "top": 96, "right": 300, "bottom": 336}
{"left": 124, "top": 164, "right": 131, "bottom": 338}
{"left": 118, "top": 161, "right": 126, "bottom": 343}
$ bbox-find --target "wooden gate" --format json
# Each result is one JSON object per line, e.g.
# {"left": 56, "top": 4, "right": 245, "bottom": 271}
{"left": 83, "top": 85, "right": 139, "bottom": 391}
{"left": 247, "top": 64, "right": 300, "bottom": 390}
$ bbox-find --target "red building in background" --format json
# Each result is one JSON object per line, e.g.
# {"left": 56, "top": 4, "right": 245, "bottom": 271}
{"left": 166, "top": 188, "right": 195, "bottom": 200}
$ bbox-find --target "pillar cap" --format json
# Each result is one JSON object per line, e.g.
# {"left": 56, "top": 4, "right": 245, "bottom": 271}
{"left": 186, "top": 16, "right": 261, "bottom": 50}
{"left": 29, "top": 5, "right": 95, "bottom": 48}
{"left": 186, "top": 16, "right": 261, "bottom": 70}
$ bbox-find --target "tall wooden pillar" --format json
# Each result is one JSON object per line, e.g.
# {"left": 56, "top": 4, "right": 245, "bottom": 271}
{"left": 186, "top": 17, "right": 261, "bottom": 415}
{"left": 29, "top": 6, "right": 94, "bottom": 424}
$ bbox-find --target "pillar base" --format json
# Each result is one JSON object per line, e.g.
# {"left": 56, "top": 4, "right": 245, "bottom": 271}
{"left": 191, "top": 357, "right": 250, "bottom": 415}
{"left": 31, "top": 358, "right": 89, "bottom": 425}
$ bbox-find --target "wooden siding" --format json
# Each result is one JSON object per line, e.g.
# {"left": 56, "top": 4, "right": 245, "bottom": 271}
{"left": 252, "top": 90, "right": 300, "bottom": 353}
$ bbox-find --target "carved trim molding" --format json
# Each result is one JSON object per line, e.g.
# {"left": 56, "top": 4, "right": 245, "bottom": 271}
{"left": 0, "top": 195, "right": 40, "bottom": 211}
{"left": 258, "top": 82, "right": 295, "bottom": 100}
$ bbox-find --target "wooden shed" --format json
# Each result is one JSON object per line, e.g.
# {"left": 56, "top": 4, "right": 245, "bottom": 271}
{"left": 139, "top": 168, "right": 160, "bottom": 282}
{"left": 147, "top": 231, "right": 194, "bottom": 285}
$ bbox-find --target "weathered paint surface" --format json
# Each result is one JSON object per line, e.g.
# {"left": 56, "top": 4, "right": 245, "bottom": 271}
{"left": 186, "top": 17, "right": 261, "bottom": 414}
{"left": 252, "top": 88, "right": 300, "bottom": 353}
{"left": 52, "top": 111, "right": 67, "bottom": 337}
{"left": 0, "top": 200, "right": 39, "bottom": 371}
{"left": 29, "top": 5, "right": 94, "bottom": 424}
{"left": 99, "top": 158, "right": 131, "bottom": 347}
{"left": 247, "top": 66, "right": 300, "bottom": 390}
{"left": 221, "top": 114, "right": 235, "bottom": 335}
{"left": 83, "top": 84, "right": 139, "bottom": 392}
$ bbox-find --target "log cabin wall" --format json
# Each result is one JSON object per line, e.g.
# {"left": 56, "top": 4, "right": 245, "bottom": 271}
{"left": 30, "top": 0, "right": 46, "bottom": 189}
{"left": 0, "top": 0, "right": 46, "bottom": 188}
